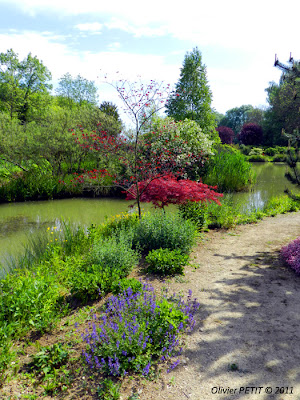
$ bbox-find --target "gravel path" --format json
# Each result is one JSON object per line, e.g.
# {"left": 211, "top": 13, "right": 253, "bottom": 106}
{"left": 125, "top": 211, "right": 300, "bottom": 400}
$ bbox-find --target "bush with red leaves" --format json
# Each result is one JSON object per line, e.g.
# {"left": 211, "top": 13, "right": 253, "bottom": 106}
{"left": 238, "top": 123, "right": 263, "bottom": 146}
{"left": 125, "top": 173, "right": 222, "bottom": 209}
{"left": 216, "top": 126, "right": 235, "bottom": 145}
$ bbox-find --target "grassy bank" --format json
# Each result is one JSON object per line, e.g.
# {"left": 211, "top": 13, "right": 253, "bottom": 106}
{"left": 0, "top": 211, "right": 199, "bottom": 398}
{"left": 1, "top": 194, "right": 299, "bottom": 398}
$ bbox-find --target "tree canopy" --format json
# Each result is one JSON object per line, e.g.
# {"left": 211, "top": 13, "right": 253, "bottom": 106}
{"left": 165, "top": 47, "right": 216, "bottom": 136}
{"left": 56, "top": 73, "right": 98, "bottom": 108}
{"left": 263, "top": 56, "right": 300, "bottom": 146}
{"left": 0, "top": 49, "right": 52, "bottom": 122}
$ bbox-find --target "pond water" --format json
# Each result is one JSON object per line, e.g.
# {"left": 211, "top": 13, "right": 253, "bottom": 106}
{"left": 0, "top": 162, "right": 298, "bottom": 266}
{"left": 232, "top": 162, "right": 299, "bottom": 212}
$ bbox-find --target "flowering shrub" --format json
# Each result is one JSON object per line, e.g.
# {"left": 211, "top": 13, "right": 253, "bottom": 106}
{"left": 281, "top": 237, "right": 300, "bottom": 274}
{"left": 80, "top": 283, "right": 200, "bottom": 377}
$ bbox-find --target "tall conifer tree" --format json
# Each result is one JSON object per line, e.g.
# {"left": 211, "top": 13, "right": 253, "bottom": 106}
{"left": 165, "top": 47, "right": 216, "bottom": 136}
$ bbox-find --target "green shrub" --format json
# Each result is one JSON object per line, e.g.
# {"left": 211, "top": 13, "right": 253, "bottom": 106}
{"left": 264, "top": 147, "right": 278, "bottom": 156}
{"left": 263, "top": 195, "right": 299, "bottom": 216}
{"left": 272, "top": 153, "right": 288, "bottom": 162}
{"left": 132, "top": 211, "right": 197, "bottom": 254}
{"left": 206, "top": 196, "right": 239, "bottom": 229}
{"left": 203, "top": 145, "right": 255, "bottom": 192}
{"left": 249, "top": 147, "right": 263, "bottom": 156}
{"left": 90, "top": 232, "right": 138, "bottom": 274}
{"left": 91, "top": 212, "right": 140, "bottom": 240}
{"left": 178, "top": 201, "right": 208, "bottom": 231}
{"left": 0, "top": 271, "right": 66, "bottom": 336}
{"left": 247, "top": 154, "right": 268, "bottom": 162}
{"left": 239, "top": 144, "right": 252, "bottom": 155}
{"left": 145, "top": 248, "right": 189, "bottom": 276}
{"left": 70, "top": 233, "right": 139, "bottom": 302}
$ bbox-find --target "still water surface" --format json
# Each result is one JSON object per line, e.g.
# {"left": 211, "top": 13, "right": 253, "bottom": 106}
{"left": 0, "top": 163, "right": 298, "bottom": 264}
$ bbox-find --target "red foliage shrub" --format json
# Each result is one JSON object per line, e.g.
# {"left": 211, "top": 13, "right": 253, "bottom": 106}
{"left": 238, "top": 123, "right": 263, "bottom": 146}
{"left": 125, "top": 174, "right": 222, "bottom": 209}
{"left": 216, "top": 126, "right": 234, "bottom": 145}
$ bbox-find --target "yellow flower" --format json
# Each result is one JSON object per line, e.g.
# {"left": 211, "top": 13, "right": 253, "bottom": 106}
{"left": 51, "top": 232, "right": 54, "bottom": 234}
{"left": 47, "top": 227, "right": 50, "bottom": 231}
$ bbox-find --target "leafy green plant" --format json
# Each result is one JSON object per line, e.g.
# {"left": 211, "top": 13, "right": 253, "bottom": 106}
{"left": 90, "top": 212, "right": 140, "bottom": 240}
{"left": 247, "top": 154, "right": 268, "bottom": 162}
{"left": 272, "top": 153, "right": 288, "bottom": 162}
{"left": 31, "top": 343, "right": 69, "bottom": 376}
{"left": 132, "top": 211, "right": 197, "bottom": 254}
{"left": 0, "top": 271, "right": 66, "bottom": 335}
{"left": 97, "top": 378, "right": 121, "bottom": 400}
{"left": 90, "top": 232, "right": 138, "bottom": 274}
{"left": 145, "top": 248, "right": 189, "bottom": 276}
{"left": 178, "top": 201, "right": 208, "bottom": 231}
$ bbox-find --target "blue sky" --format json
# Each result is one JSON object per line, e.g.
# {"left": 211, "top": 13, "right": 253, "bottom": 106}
{"left": 0, "top": 0, "right": 298, "bottom": 127}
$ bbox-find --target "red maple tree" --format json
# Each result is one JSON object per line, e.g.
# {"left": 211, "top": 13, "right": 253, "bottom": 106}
{"left": 125, "top": 173, "right": 222, "bottom": 210}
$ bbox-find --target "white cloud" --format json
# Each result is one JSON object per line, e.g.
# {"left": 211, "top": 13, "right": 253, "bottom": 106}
{"left": 1, "top": 0, "right": 299, "bottom": 118}
{"left": 75, "top": 22, "right": 103, "bottom": 33}
{"left": 107, "top": 42, "right": 121, "bottom": 51}
{"left": 2, "top": 0, "right": 299, "bottom": 52}
{"left": 104, "top": 18, "right": 168, "bottom": 38}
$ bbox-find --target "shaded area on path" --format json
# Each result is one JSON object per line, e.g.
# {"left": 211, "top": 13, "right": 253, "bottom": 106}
{"left": 133, "top": 212, "right": 300, "bottom": 400}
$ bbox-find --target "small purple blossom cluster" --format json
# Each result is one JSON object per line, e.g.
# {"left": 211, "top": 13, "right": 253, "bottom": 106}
{"left": 80, "top": 282, "right": 200, "bottom": 377}
{"left": 281, "top": 237, "right": 300, "bottom": 274}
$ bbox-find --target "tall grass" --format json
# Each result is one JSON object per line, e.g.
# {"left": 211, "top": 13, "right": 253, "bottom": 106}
{"left": 203, "top": 145, "right": 255, "bottom": 192}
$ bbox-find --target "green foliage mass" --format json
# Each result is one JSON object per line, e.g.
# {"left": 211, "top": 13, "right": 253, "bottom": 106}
{"left": 132, "top": 211, "right": 198, "bottom": 254}
{"left": 0, "top": 49, "right": 52, "bottom": 123}
{"left": 165, "top": 47, "right": 216, "bottom": 137}
{"left": 202, "top": 144, "right": 255, "bottom": 192}
{"left": 145, "top": 248, "right": 189, "bottom": 276}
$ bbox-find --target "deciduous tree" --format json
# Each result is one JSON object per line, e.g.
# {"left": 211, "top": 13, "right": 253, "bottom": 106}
{"left": 125, "top": 173, "right": 222, "bottom": 210}
{"left": 56, "top": 73, "right": 98, "bottom": 108}
{"left": 0, "top": 49, "right": 52, "bottom": 122}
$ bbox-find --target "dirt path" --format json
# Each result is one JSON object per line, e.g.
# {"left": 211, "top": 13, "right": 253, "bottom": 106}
{"left": 126, "top": 211, "right": 300, "bottom": 400}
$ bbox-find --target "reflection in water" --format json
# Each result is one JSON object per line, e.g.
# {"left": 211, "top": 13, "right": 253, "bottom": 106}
{"left": 232, "top": 162, "right": 299, "bottom": 212}
{"left": 0, "top": 215, "right": 50, "bottom": 237}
